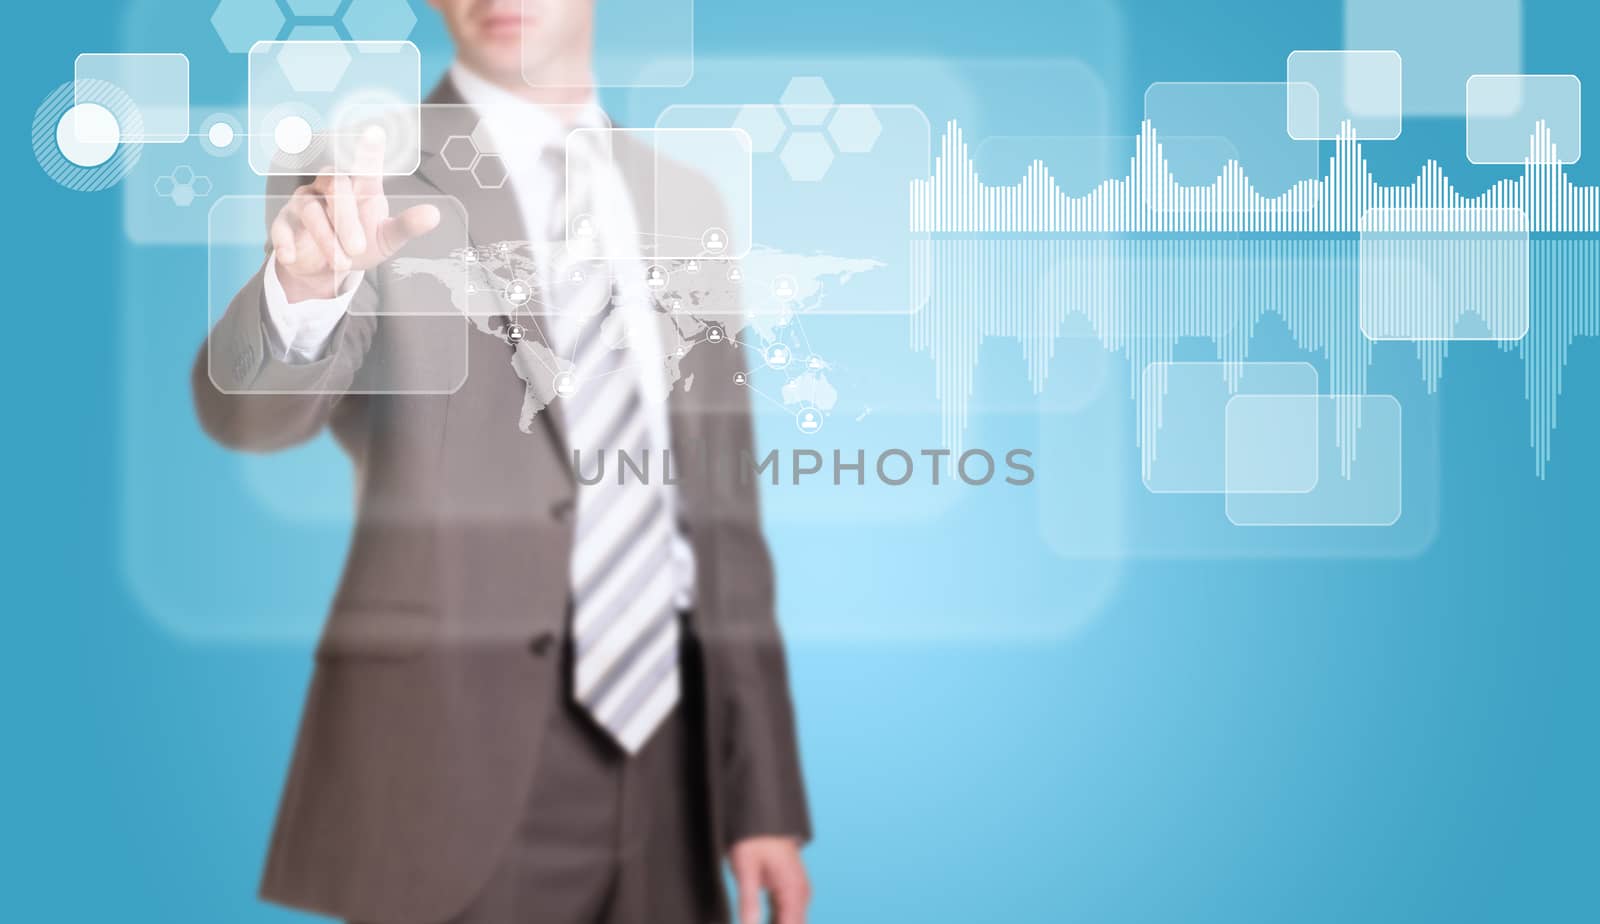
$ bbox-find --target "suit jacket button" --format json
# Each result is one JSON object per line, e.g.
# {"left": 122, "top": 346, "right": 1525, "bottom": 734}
{"left": 529, "top": 633, "right": 556, "bottom": 656}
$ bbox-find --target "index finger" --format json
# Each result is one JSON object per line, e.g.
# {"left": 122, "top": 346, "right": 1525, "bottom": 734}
{"left": 329, "top": 173, "right": 366, "bottom": 257}
{"left": 350, "top": 124, "right": 388, "bottom": 198}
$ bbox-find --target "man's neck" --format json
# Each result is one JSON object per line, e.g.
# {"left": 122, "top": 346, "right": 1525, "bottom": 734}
{"left": 454, "top": 60, "right": 596, "bottom": 109}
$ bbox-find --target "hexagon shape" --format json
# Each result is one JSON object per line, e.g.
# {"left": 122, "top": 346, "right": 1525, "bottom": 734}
{"left": 211, "top": 0, "right": 287, "bottom": 54}
{"left": 780, "top": 76, "right": 834, "bottom": 126}
{"left": 779, "top": 131, "right": 835, "bottom": 182}
{"left": 154, "top": 175, "right": 176, "bottom": 197}
{"left": 171, "top": 164, "right": 196, "bottom": 185}
{"left": 732, "top": 105, "right": 787, "bottom": 153}
{"left": 441, "top": 135, "right": 480, "bottom": 170}
{"left": 342, "top": 0, "right": 419, "bottom": 41}
{"left": 278, "top": 28, "right": 352, "bottom": 93}
{"left": 287, "top": 0, "right": 342, "bottom": 14}
{"left": 170, "top": 185, "right": 198, "bottom": 208}
{"left": 827, "top": 106, "right": 882, "bottom": 154}
{"left": 192, "top": 176, "right": 214, "bottom": 197}
{"left": 472, "top": 154, "right": 509, "bottom": 189}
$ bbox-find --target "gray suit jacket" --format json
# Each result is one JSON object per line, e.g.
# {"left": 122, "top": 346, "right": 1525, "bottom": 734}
{"left": 192, "top": 79, "right": 810, "bottom": 924}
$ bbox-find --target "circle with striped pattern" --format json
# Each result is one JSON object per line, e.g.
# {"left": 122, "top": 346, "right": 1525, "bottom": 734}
{"left": 33, "top": 80, "right": 144, "bottom": 192}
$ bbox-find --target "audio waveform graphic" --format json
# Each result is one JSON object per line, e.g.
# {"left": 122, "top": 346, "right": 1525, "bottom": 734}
{"left": 911, "top": 121, "right": 1592, "bottom": 233}
{"left": 908, "top": 122, "right": 1600, "bottom": 479}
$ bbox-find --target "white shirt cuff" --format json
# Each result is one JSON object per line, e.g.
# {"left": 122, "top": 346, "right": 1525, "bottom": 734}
{"left": 261, "top": 253, "right": 365, "bottom": 364}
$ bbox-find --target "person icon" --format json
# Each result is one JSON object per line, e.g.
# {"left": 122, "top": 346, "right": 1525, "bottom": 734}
{"left": 733, "top": 371, "right": 747, "bottom": 386}
{"left": 569, "top": 268, "right": 585, "bottom": 284}
{"left": 807, "top": 355, "right": 824, "bottom": 370}
{"left": 506, "top": 322, "right": 526, "bottom": 344}
{"left": 572, "top": 214, "right": 595, "bottom": 239}
{"left": 685, "top": 260, "right": 700, "bottom": 274}
{"left": 669, "top": 298, "right": 683, "bottom": 313}
{"left": 727, "top": 266, "right": 743, "bottom": 283}
{"left": 553, "top": 371, "right": 578, "bottom": 398}
{"left": 702, "top": 227, "right": 727, "bottom": 253}
{"left": 504, "top": 279, "right": 531, "bottom": 306}
{"left": 764, "top": 343, "right": 791, "bottom": 369}
{"left": 707, "top": 325, "right": 724, "bottom": 344}
{"left": 462, "top": 248, "right": 478, "bottom": 264}
{"left": 646, "top": 265, "right": 668, "bottom": 289}
{"left": 795, "top": 406, "right": 822, "bottom": 435}
{"left": 772, "top": 275, "right": 797, "bottom": 301}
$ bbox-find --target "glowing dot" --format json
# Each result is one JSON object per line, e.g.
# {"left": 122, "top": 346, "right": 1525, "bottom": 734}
{"left": 57, "top": 103, "right": 120, "bottom": 167}
{"left": 274, "top": 115, "right": 313, "bottom": 155}
{"left": 207, "top": 121, "right": 235, "bottom": 148}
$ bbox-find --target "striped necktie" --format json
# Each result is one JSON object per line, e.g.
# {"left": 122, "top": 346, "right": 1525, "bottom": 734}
{"left": 544, "top": 139, "right": 681, "bottom": 755}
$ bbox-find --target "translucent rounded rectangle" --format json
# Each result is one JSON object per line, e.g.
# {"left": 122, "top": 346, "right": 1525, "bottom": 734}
{"left": 1223, "top": 395, "right": 1320, "bottom": 494}
{"left": 1139, "top": 362, "right": 1320, "bottom": 494}
{"left": 208, "top": 194, "right": 470, "bottom": 395}
{"left": 1286, "top": 50, "right": 1402, "bottom": 141}
{"left": 1226, "top": 395, "right": 1403, "bottom": 527}
{"left": 1467, "top": 74, "right": 1581, "bottom": 165}
{"left": 563, "top": 128, "right": 752, "bottom": 261}
{"left": 74, "top": 52, "right": 189, "bottom": 144}
{"left": 247, "top": 41, "right": 421, "bottom": 177}
{"left": 1358, "top": 207, "right": 1529, "bottom": 341}
{"left": 520, "top": 0, "right": 692, "bottom": 89}
{"left": 1142, "top": 82, "right": 1323, "bottom": 210}
{"left": 655, "top": 103, "right": 932, "bottom": 316}
{"left": 1039, "top": 367, "right": 1438, "bottom": 560}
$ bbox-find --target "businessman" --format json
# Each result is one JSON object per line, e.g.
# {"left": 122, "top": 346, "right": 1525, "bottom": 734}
{"left": 192, "top": 2, "right": 811, "bottom": 923}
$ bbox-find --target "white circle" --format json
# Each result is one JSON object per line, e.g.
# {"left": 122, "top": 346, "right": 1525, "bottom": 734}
{"left": 274, "top": 115, "right": 313, "bottom": 155}
{"left": 207, "top": 121, "right": 236, "bottom": 149}
{"left": 554, "top": 372, "right": 578, "bottom": 397}
{"left": 57, "top": 103, "right": 120, "bottom": 168}
{"left": 795, "top": 406, "right": 823, "bottom": 434}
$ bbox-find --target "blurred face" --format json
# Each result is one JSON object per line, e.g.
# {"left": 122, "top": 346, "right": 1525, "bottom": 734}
{"left": 427, "top": 0, "right": 594, "bottom": 90}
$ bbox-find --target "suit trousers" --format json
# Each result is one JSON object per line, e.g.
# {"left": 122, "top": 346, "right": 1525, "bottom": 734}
{"left": 356, "top": 629, "right": 720, "bottom": 924}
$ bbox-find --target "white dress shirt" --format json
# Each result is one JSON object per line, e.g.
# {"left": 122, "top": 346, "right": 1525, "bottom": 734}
{"left": 262, "top": 61, "right": 698, "bottom": 609}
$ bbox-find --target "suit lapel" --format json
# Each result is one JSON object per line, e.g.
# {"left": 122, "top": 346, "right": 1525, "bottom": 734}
{"left": 411, "top": 78, "right": 570, "bottom": 458}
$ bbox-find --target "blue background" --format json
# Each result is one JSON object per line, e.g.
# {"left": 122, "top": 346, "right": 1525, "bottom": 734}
{"left": 4, "top": 1, "right": 1597, "bottom": 922}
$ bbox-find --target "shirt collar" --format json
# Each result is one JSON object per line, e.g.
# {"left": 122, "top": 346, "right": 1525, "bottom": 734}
{"left": 448, "top": 61, "right": 609, "bottom": 156}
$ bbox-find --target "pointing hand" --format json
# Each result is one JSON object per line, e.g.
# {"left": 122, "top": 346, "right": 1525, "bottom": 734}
{"left": 269, "top": 125, "right": 440, "bottom": 303}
